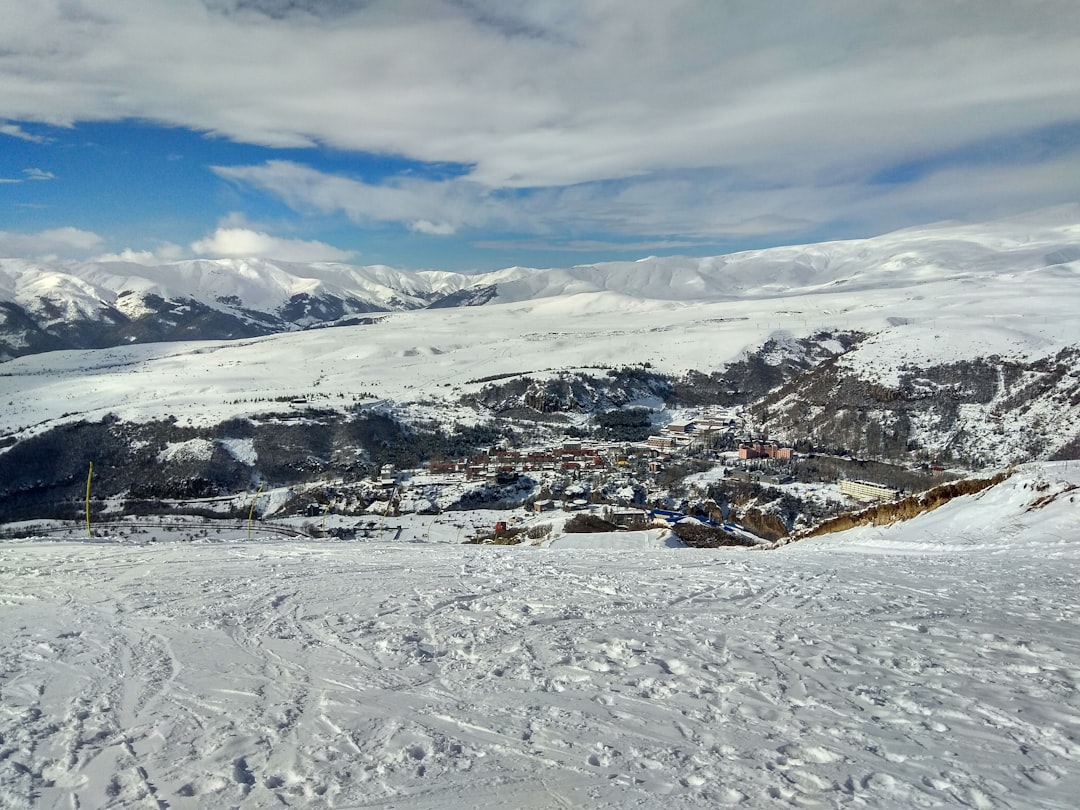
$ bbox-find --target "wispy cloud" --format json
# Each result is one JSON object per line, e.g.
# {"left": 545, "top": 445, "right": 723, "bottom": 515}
{"left": 0, "top": 122, "right": 50, "bottom": 143}
{"left": 472, "top": 238, "right": 708, "bottom": 253}
{"left": 93, "top": 244, "right": 186, "bottom": 265}
{"left": 0, "top": 168, "right": 57, "bottom": 184}
{"left": 3, "top": 2, "right": 1078, "bottom": 188}
{"left": 211, "top": 161, "right": 500, "bottom": 236}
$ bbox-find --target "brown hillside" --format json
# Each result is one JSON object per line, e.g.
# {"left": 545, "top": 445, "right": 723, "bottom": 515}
{"left": 790, "top": 471, "right": 1013, "bottom": 542}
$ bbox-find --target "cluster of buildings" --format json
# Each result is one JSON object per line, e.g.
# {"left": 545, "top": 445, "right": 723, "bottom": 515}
{"left": 420, "top": 410, "right": 805, "bottom": 490}
{"left": 428, "top": 442, "right": 623, "bottom": 481}
{"left": 389, "top": 408, "right": 902, "bottom": 527}
{"left": 645, "top": 416, "right": 742, "bottom": 453}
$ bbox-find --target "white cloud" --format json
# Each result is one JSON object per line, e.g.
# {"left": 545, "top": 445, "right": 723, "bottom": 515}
{"left": 472, "top": 238, "right": 706, "bottom": 253}
{"left": 213, "top": 150, "right": 1080, "bottom": 248}
{"left": 0, "top": 168, "right": 56, "bottom": 184}
{"left": 0, "top": 227, "right": 104, "bottom": 258}
{"left": 93, "top": 243, "right": 186, "bottom": 265}
{"left": 212, "top": 161, "right": 508, "bottom": 234}
{"left": 410, "top": 220, "right": 456, "bottom": 236}
{"left": 191, "top": 227, "right": 354, "bottom": 262}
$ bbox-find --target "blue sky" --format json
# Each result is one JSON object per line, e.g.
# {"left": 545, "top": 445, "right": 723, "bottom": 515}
{"left": 1, "top": 1, "right": 1079, "bottom": 271}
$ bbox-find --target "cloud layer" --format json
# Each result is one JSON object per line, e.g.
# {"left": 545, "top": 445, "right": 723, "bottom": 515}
{"left": 0, "top": 227, "right": 103, "bottom": 259}
{"left": 1, "top": 1, "right": 1079, "bottom": 259}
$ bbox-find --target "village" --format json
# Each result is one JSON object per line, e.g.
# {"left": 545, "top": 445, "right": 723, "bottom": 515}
{"left": 350, "top": 408, "right": 905, "bottom": 544}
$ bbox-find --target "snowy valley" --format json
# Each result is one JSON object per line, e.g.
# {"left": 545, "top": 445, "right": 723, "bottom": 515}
{"left": 1, "top": 209, "right": 1079, "bottom": 808}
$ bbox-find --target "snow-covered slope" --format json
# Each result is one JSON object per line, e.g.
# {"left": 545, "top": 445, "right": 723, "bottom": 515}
{"left": 797, "top": 461, "right": 1079, "bottom": 554}
{"left": 1, "top": 463, "right": 1077, "bottom": 809}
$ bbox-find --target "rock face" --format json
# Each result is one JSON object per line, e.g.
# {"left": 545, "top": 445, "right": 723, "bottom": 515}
{"left": 754, "top": 347, "right": 1080, "bottom": 468}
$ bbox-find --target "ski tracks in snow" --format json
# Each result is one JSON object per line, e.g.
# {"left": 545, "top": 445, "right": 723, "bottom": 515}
{"left": 1, "top": 541, "right": 1078, "bottom": 808}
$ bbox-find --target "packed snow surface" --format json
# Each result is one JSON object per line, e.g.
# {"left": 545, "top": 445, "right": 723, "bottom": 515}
{"left": 545, "top": 528, "right": 686, "bottom": 549}
{"left": 2, "top": 464, "right": 1078, "bottom": 808}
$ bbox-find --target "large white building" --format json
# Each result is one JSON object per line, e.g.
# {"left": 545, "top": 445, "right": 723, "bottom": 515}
{"left": 839, "top": 479, "right": 899, "bottom": 502}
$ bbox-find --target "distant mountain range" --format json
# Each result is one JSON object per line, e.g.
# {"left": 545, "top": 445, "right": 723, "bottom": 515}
{"left": 2, "top": 208, "right": 1079, "bottom": 521}
{"left": 4, "top": 205, "right": 1079, "bottom": 361}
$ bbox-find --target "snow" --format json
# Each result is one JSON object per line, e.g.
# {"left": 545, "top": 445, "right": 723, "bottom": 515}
{"left": 683, "top": 465, "right": 729, "bottom": 490}
{"left": 1, "top": 463, "right": 1078, "bottom": 809}
{"left": 0, "top": 206, "right": 1074, "bottom": 326}
{"left": 156, "top": 438, "right": 215, "bottom": 464}
{"left": 1, "top": 210, "right": 1080, "bottom": 807}
{"left": 546, "top": 528, "right": 686, "bottom": 549}
{"left": 220, "top": 437, "right": 257, "bottom": 466}
{"left": 792, "top": 462, "right": 1080, "bottom": 556}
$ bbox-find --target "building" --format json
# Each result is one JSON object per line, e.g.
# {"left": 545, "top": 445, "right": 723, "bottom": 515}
{"left": 608, "top": 508, "right": 648, "bottom": 529}
{"left": 738, "top": 441, "right": 793, "bottom": 461}
{"left": 663, "top": 421, "right": 695, "bottom": 434}
{"left": 647, "top": 435, "right": 677, "bottom": 452}
{"left": 840, "top": 479, "right": 899, "bottom": 502}
{"left": 697, "top": 418, "right": 736, "bottom": 432}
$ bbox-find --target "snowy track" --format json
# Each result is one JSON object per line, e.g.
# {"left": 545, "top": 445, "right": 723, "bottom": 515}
{"left": 2, "top": 524, "right": 1078, "bottom": 809}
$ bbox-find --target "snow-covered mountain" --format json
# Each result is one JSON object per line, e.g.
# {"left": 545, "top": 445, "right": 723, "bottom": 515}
{"left": 1, "top": 207, "right": 1078, "bottom": 521}
{"left": 0, "top": 257, "right": 463, "bottom": 359}
{"left": 3, "top": 205, "right": 1079, "bottom": 360}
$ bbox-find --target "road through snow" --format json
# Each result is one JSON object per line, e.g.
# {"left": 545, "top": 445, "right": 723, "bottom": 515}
{"left": 2, "top": 518, "right": 1078, "bottom": 809}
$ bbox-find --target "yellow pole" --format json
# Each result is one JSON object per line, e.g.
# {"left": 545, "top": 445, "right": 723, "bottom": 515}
{"left": 85, "top": 461, "right": 93, "bottom": 539}
{"left": 378, "top": 485, "right": 396, "bottom": 536}
{"left": 248, "top": 483, "right": 264, "bottom": 538}
{"left": 321, "top": 496, "right": 335, "bottom": 533}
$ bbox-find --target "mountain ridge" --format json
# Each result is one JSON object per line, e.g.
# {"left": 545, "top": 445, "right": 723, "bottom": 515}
{"left": 3, "top": 208, "right": 1080, "bottom": 360}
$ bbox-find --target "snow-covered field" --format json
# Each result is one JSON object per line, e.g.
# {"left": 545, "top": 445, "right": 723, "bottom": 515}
{"left": 2, "top": 464, "right": 1078, "bottom": 809}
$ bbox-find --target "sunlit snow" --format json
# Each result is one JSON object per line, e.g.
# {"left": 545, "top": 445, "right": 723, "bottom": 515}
{"left": 1, "top": 464, "right": 1077, "bottom": 808}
